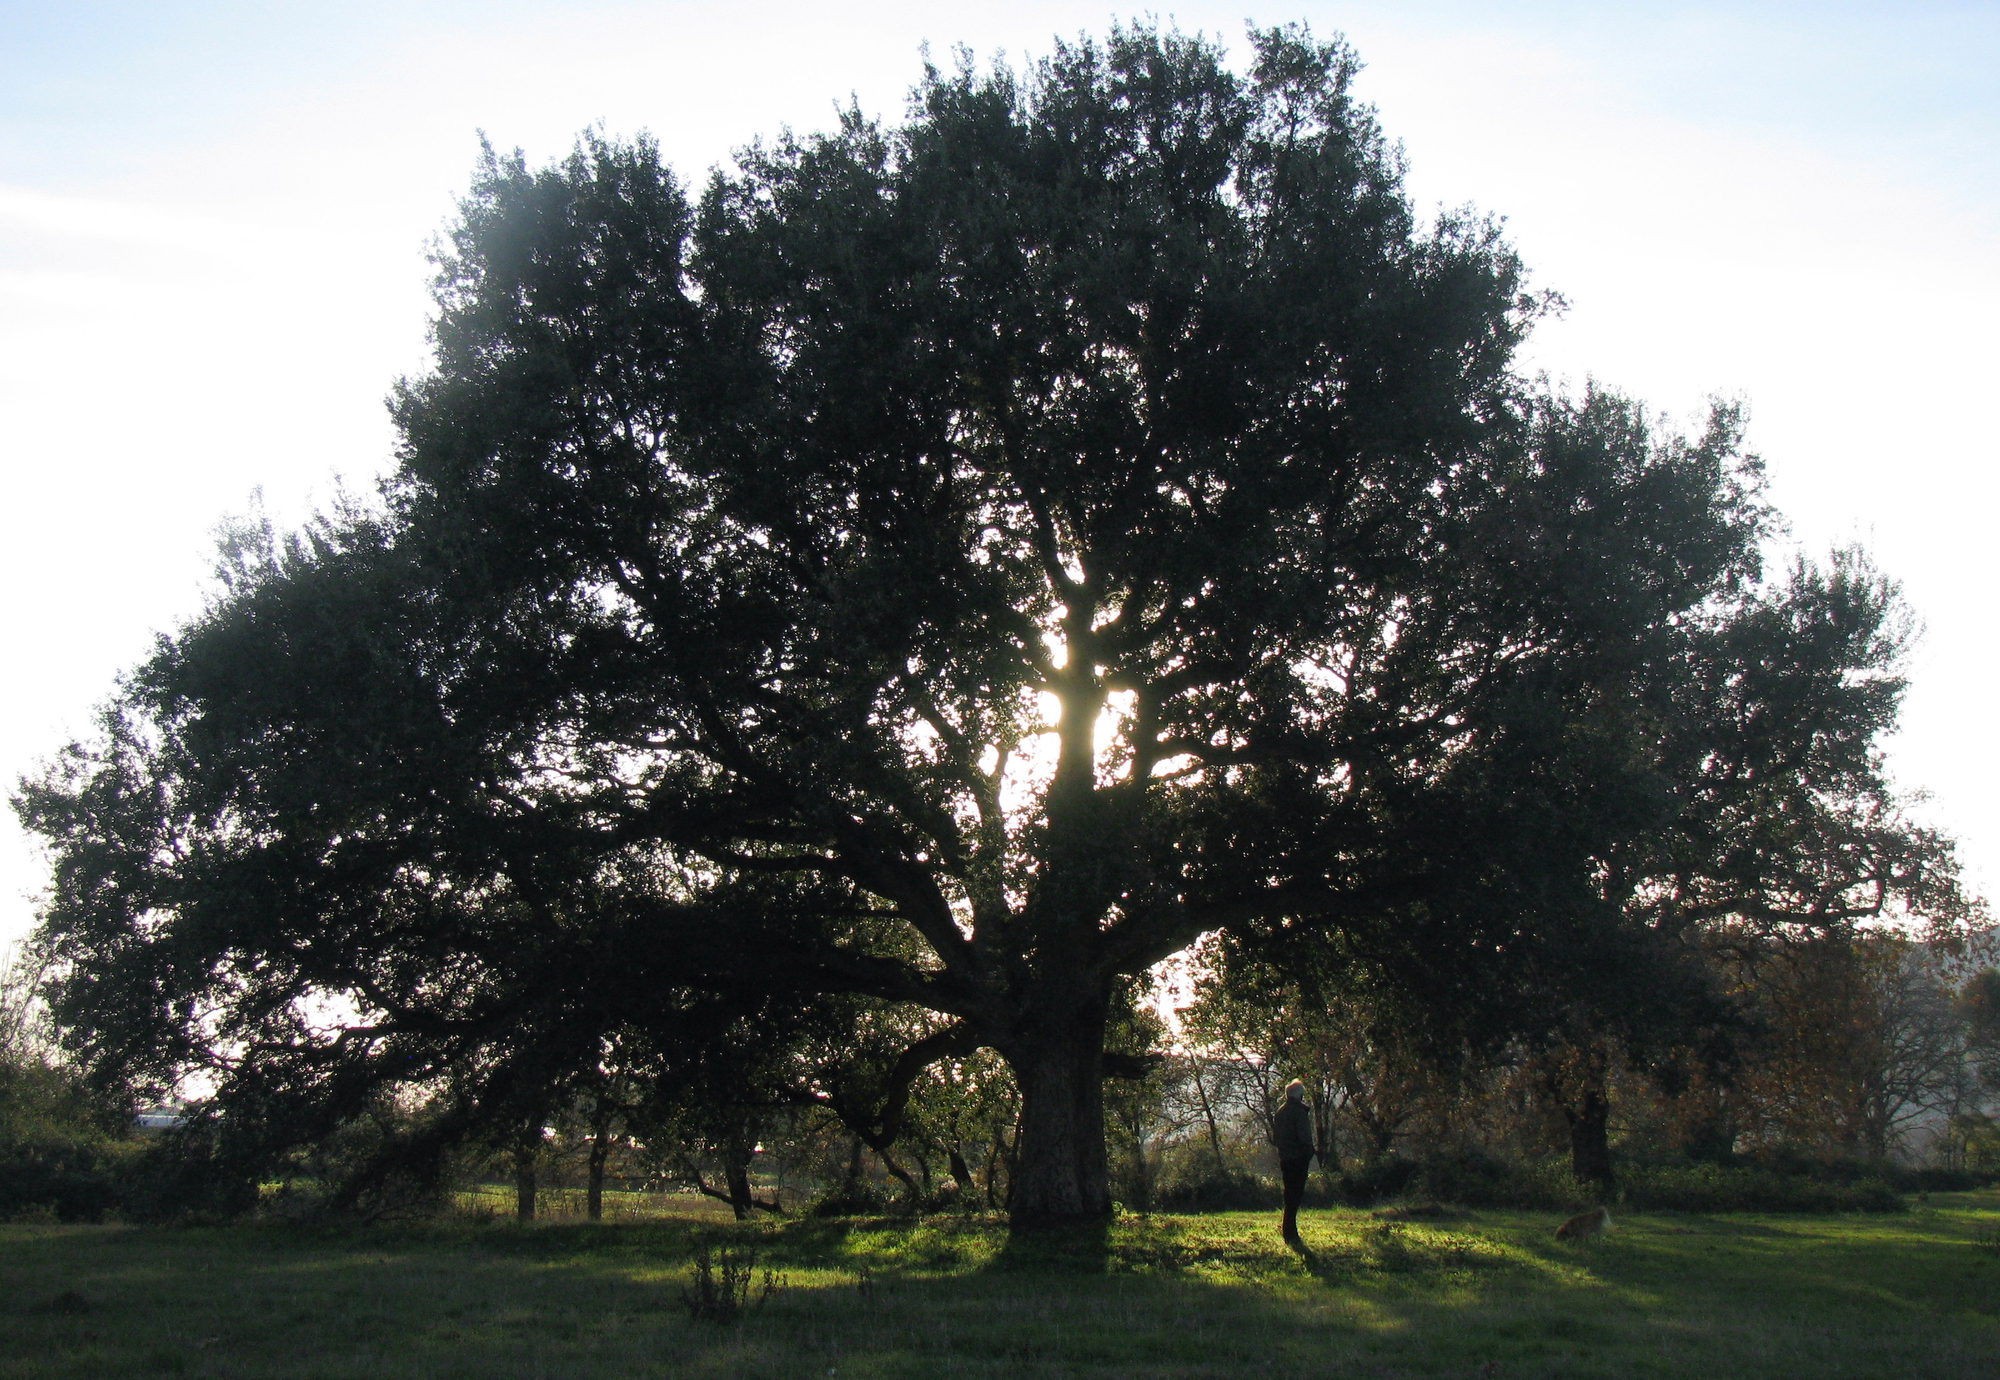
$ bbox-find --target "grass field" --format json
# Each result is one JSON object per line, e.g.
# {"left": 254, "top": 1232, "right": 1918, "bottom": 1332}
{"left": 5, "top": 1195, "right": 1998, "bottom": 1379}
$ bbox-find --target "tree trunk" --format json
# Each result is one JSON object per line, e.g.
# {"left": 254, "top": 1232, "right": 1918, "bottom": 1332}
{"left": 1002, "top": 997, "right": 1112, "bottom": 1229}
{"left": 1191, "top": 1062, "right": 1230, "bottom": 1178}
{"left": 1131, "top": 1130, "right": 1154, "bottom": 1211}
{"left": 724, "top": 1157, "right": 754, "bottom": 1221}
{"left": 586, "top": 1123, "right": 612, "bottom": 1222}
{"left": 1679, "top": 1104, "right": 1735, "bottom": 1162}
{"left": 982, "top": 1138, "right": 1003, "bottom": 1207}
{"left": 513, "top": 1133, "right": 540, "bottom": 1222}
{"left": 1313, "top": 1092, "right": 1339, "bottom": 1192}
{"left": 1355, "top": 1105, "right": 1396, "bottom": 1159}
{"left": 1565, "top": 1078, "right": 1615, "bottom": 1193}
{"left": 870, "top": 1142, "right": 925, "bottom": 1203}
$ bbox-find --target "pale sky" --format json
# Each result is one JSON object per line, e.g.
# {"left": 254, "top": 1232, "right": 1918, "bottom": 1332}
{"left": 3, "top": 1, "right": 1996, "bottom": 951}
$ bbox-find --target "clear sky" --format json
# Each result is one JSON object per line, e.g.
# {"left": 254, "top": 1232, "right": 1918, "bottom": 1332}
{"left": 3, "top": 1, "right": 1996, "bottom": 950}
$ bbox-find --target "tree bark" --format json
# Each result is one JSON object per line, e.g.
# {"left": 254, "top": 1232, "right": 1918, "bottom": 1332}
{"left": 1001, "top": 995, "right": 1112, "bottom": 1229}
{"left": 1678, "top": 1103, "right": 1735, "bottom": 1162}
{"left": 1191, "top": 1061, "right": 1230, "bottom": 1178}
{"left": 1353, "top": 1104, "right": 1396, "bottom": 1159}
{"left": 724, "top": 1157, "right": 754, "bottom": 1221}
{"left": 1313, "top": 1092, "right": 1339, "bottom": 1193}
{"left": 865, "top": 1139, "right": 926, "bottom": 1203}
{"left": 843, "top": 1135, "right": 865, "bottom": 1193}
{"left": 513, "top": 1132, "right": 540, "bottom": 1222}
{"left": 586, "top": 1122, "right": 612, "bottom": 1221}
{"left": 1565, "top": 1078, "right": 1615, "bottom": 1193}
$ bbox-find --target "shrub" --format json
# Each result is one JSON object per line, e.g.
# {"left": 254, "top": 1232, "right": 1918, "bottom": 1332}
{"left": 114, "top": 1131, "right": 262, "bottom": 1223}
{"left": 1405, "top": 1151, "right": 1586, "bottom": 1211}
{"left": 1620, "top": 1162, "right": 1903, "bottom": 1213}
{"left": 0, "top": 1138, "right": 138, "bottom": 1222}
{"left": 809, "top": 1180, "right": 902, "bottom": 1217}
{"left": 1339, "top": 1153, "right": 1586, "bottom": 1211}
{"left": 0, "top": 1050, "right": 141, "bottom": 1222}
{"left": 1897, "top": 1166, "right": 1992, "bottom": 1193}
{"left": 1154, "top": 1168, "right": 1275, "bottom": 1211}
{"left": 265, "top": 1105, "right": 464, "bottom": 1222}
{"left": 1337, "top": 1151, "right": 1907, "bottom": 1214}
{"left": 1338, "top": 1156, "right": 1420, "bottom": 1206}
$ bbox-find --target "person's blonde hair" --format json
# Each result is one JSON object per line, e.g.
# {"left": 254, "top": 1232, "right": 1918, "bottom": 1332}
{"left": 1285, "top": 1078, "right": 1305, "bottom": 1101}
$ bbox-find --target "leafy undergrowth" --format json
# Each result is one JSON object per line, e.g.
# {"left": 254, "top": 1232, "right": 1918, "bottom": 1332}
{"left": 4, "top": 1196, "right": 1998, "bottom": 1378}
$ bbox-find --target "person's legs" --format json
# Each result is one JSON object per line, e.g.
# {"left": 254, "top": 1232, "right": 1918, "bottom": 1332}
{"left": 1280, "top": 1156, "right": 1308, "bottom": 1240}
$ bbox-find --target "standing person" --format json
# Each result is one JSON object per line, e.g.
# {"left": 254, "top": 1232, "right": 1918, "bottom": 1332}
{"left": 1274, "top": 1079, "right": 1316, "bottom": 1244}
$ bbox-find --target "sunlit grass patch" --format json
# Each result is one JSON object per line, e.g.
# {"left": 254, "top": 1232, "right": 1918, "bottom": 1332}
{"left": 449, "top": 1182, "right": 738, "bottom": 1222}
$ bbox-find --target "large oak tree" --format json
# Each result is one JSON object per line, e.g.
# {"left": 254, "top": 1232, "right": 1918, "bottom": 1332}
{"left": 21, "top": 23, "right": 1947, "bottom": 1226}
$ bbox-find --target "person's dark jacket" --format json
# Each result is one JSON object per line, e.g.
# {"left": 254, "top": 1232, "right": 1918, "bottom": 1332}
{"left": 1274, "top": 1097, "right": 1315, "bottom": 1162}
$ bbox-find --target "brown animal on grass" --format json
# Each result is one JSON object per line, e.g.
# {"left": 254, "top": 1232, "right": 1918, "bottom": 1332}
{"left": 1554, "top": 1206, "right": 1611, "bottom": 1241}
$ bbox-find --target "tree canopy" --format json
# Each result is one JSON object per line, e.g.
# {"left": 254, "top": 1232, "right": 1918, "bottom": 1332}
{"left": 14, "top": 21, "right": 1969, "bottom": 1226}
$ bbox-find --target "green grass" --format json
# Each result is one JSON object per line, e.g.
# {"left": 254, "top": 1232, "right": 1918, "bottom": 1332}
{"left": 447, "top": 1183, "right": 748, "bottom": 1222}
{"left": 5, "top": 1195, "right": 1998, "bottom": 1378}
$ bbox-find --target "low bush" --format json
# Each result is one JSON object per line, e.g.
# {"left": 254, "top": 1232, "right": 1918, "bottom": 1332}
{"left": 809, "top": 1180, "right": 904, "bottom": 1218}
{"left": 0, "top": 1139, "right": 135, "bottom": 1222}
{"left": 1338, "top": 1156, "right": 1420, "bottom": 1206}
{"left": 0, "top": 1051, "right": 141, "bottom": 1222}
{"left": 262, "top": 1104, "right": 464, "bottom": 1222}
{"left": 1339, "top": 1152, "right": 1585, "bottom": 1211}
{"left": 1406, "top": 1151, "right": 1585, "bottom": 1211}
{"left": 1621, "top": 1162, "right": 1903, "bottom": 1213}
{"left": 1337, "top": 1150, "right": 1908, "bottom": 1214}
{"left": 1895, "top": 1166, "right": 1995, "bottom": 1193}
{"left": 1154, "top": 1168, "right": 1276, "bottom": 1212}
{"left": 114, "top": 1132, "right": 263, "bottom": 1223}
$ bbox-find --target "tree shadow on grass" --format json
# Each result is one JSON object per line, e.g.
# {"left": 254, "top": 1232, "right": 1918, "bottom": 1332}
{"left": 987, "top": 1217, "right": 1114, "bottom": 1274}
{"left": 474, "top": 1211, "right": 1012, "bottom": 1281}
